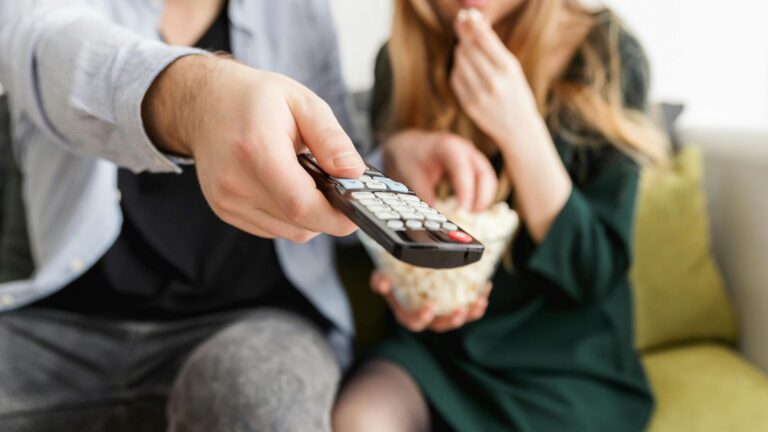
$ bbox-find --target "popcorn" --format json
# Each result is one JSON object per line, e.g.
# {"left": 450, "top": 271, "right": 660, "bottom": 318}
{"left": 359, "top": 198, "right": 519, "bottom": 315}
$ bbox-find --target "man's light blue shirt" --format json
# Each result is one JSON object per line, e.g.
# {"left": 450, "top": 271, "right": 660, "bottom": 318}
{"left": 0, "top": 0, "right": 362, "bottom": 363}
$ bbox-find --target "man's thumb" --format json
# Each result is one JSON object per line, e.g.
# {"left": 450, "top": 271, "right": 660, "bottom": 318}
{"left": 289, "top": 90, "right": 365, "bottom": 179}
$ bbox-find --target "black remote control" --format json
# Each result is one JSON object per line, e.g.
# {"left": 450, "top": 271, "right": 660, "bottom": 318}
{"left": 298, "top": 153, "right": 484, "bottom": 269}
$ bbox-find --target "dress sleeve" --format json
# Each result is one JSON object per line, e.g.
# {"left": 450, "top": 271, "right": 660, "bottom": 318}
{"left": 525, "top": 23, "right": 650, "bottom": 303}
{"left": 525, "top": 156, "right": 639, "bottom": 303}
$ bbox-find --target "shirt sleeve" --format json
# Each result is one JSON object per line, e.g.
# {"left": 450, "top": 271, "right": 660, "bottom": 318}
{"left": 0, "top": 0, "right": 210, "bottom": 173}
{"left": 526, "top": 154, "right": 640, "bottom": 303}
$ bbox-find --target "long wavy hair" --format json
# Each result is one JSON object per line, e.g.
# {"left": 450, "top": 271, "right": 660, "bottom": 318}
{"left": 387, "top": 0, "right": 667, "bottom": 199}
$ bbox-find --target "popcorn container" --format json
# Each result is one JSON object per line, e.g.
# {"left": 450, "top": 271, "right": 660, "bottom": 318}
{"left": 359, "top": 199, "right": 519, "bottom": 315}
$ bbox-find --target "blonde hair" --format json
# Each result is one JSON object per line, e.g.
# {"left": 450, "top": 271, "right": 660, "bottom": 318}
{"left": 387, "top": 0, "right": 667, "bottom": 200}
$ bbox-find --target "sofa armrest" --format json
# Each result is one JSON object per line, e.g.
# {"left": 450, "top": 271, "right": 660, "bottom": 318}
{"left": 681, "top": 128, "right": 768, "bottom": 373}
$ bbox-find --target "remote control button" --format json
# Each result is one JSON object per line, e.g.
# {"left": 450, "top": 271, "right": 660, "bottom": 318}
{"left": 387, "top": 220, "right": 405, "bottom": 230}
{"left": 358, "top": 198, "right": 383, "bottom": 206}
{"left": 351, "top": 192, "right": 375, "bottom": 200}
{"left": 375, "top": 211, "right": 400, "bottom": 220}
{"left": 366, "top": 181, "right": 387, "bottom": 190}
{"left": 448, "top": 230, "right": 473, "bottom": 243}
{"left": 357, "top": 175, "right": 373, "bottom": 181}
{"left": 424, "top": 221, "right": 441, "bottom": 230}
{"left": 375, "top": 192, "right": 398, "bottom": 199}
{"left": 382, "top": 180, "right": 409, "bottom": 193}
{"left": 442, "top": 222, "right": 458, "bottom": 231}
{"left": 400, "top": 194, "right": 420, "bottom": 202}
{"left": 405, "top": 220, "right": 423, "bottom": 230}
{"left": 412, "top": 201, "right": 429, "bottom": 208}
{"left": 399, "top": 212, "right": 424, "bottom": 220}
{"left": 416, "top": 207, "right": 438, "bottom": 215}
{"left": 336, "top": 179, "right": 365, "bottom": 190}
{"left": 426, "top": 214, "right": 448, "bottom": 223}
{"left": 390, "top": 205, "right": 412, "bottom": 213}
{"left": 367, "top": 204, "right": 391, "bottom": 213}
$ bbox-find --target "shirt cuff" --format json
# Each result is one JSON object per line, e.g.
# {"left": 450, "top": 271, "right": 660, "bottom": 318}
{"left": 114, "top": 44, "right": 211, "bottom": 173}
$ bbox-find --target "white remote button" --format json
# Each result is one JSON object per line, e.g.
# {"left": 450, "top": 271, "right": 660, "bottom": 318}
{"left": 442, "top": 222, "right": 458, "bottom": 231}
{"left": 358, "top": 175, "right": 373, "bottom": 181}
{"left": 400, "top": 212, "right": 424, "bottom": 220}
{"left": 405, "top": 220, "right": 423, "bottom": 229}
{"left": 400, "top": 194, "right": 420, "bottom": 202}
{"left": 358, "top": 198, "right": 383, "bottom": 206}
{"left": 391, "top": 205, "right": 412, "bottom": 213}
{"left": 375, "top": 192, "right": 398, "bottom": 199}
{"left": 367, "top": 204, "right": 391, "bottom": 213}
{"left": 366, "top": 181, "right": 387, "bottom": 190}
{"left": 412, "top": 201, "right": 429, "bottom": 208}
{"left": 426, "top": 214, "right": 448, "bottom": 223}
{"left": 375, "top": 211, "right": 400, "bottom": 220}
{"left": 416, "top": 207, "right": 438, "bottom": 214}
{"left": 387, "top": 220, "right": 405, "bottom": 230}
{"left": 424, "top": 221, "right": 441, "bottom": 230}
{"left": 351, "top": 192, "right": 375, "bottom": 199}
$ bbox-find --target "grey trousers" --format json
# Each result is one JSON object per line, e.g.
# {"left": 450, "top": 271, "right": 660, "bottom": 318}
{"left": 0, "top": 307, "right": 341, "bottom": 432}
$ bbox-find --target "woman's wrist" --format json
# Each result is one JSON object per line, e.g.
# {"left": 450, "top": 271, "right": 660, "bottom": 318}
{"left": 495, "top": 112, "right": 552, "bottom": 161}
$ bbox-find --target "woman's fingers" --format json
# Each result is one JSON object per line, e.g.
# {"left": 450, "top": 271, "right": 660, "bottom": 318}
{"left": 453, "top": 46, "right": 486, "bottom": 95}
{"left": 370, "top": 271, "right": 392, "bottom": 295}
{"left": 456, "top": 8, "right": 513, "bottom": 70}
{"left": 429, "top": 307, "right": 469, "bottom": 333}
{"left": 471, "top": 150, "right": 499, "bottom": 211}
{"left": 435, "top": 135, "right": 479, "bottom": 211}
{"left": 455, "top": 41, "right": 498, "bottom": 92}
{"left": 385, "top": 292, "right": 435, "bottom": 332}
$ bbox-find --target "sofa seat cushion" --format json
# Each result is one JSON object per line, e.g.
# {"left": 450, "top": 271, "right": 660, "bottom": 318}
{"left": 644, "top": 343, "right": 768, "bottom": 432}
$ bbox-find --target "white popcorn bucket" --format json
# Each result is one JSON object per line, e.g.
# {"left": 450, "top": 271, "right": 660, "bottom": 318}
{"left": 359, "top": 199, "right": 519, "bottom": 315}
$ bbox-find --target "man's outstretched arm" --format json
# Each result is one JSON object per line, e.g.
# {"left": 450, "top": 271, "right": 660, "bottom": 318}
{"left": 0, "top": 0, "right": 365, "bottom": 241}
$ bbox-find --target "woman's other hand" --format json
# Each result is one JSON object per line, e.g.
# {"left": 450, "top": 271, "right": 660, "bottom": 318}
{"left": 451, "top": 9, "right": 540, "bottom": 147}
{"left": 382, "top": 129, "right": 497, "bottom": 212}
{"left": 370, "top": 271, "right": 492, "bottom": 333}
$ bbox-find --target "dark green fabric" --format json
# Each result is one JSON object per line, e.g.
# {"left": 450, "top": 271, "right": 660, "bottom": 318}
{"left": 0, "top": 95, "right": 34, "bottom": 283}
{"left": 368, "top": 14, "right": 653, "bottom": 432}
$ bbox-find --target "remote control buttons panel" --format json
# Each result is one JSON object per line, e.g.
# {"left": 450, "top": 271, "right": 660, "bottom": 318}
{"left": 349, "top": 191, "right": 476, "bottom": 244}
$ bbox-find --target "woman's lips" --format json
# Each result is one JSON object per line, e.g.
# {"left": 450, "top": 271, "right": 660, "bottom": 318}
{"left": 459, "top": 0, "right": 490, "bottom": 8}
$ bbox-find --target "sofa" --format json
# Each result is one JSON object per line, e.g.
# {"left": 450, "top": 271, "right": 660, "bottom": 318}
{"left": 639, "top": 127, "right": 768, "bottom": 431}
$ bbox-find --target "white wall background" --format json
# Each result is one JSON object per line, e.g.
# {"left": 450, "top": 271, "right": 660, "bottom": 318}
{"left": 329, "top": 0, "right": 768, "bottom": 129}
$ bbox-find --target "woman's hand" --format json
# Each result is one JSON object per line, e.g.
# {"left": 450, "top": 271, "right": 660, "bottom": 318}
{"left": 370, "top": 271, "right": 492, "bottom": 333}
{"left": 383, "top": 129, "right": 497, "bottom": 212}
{"left": 450, "top": 9, "right": 541, "bottom": 148}
{"left": 451, "top": 10, "right": 573, "bottom": 243}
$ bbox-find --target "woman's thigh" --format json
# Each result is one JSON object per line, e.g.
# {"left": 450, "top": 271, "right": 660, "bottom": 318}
{"left": 333, "top": 360, "right": 431, "bottom": 432}
{"left": 168, "top": 308, "right": 341, "bottom": 432}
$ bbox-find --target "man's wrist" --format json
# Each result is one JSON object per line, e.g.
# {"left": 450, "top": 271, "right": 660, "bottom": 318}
{"left": 142, "top": 54, "right": 219, "bottom": 158}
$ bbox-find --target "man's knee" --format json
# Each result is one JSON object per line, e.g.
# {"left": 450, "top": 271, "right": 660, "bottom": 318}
{"left": 168, "top": 310, "right": 340, "bottom": 432}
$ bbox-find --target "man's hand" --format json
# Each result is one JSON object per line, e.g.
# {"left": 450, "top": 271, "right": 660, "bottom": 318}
{"left": 143, "top": 56, "right": 365, "bottom": 242}
{"left": 371, "top": 271, "right": 492, "bottom": 333}
{"left": 382, "top": 129, "right": 497, "bottom": 212}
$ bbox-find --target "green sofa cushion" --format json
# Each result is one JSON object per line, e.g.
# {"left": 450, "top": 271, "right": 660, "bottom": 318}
{"left": 631, "top": 147, "right": 737, "bottom": 351}
{"left": 644, "top": 343, "right": 768, "bottom": 432}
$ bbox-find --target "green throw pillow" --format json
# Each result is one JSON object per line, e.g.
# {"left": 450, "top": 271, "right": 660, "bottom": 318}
{"left": 631, "top": 146, "right": 737, "bottom": 352}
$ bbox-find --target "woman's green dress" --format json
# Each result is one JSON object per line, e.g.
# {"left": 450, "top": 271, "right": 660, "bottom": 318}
{"left": 370, "top": 16, "right": 654, "bottom": 432}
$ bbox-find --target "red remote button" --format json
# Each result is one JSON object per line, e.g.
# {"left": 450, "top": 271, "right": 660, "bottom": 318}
{"left": 448, "top": 231, "right": 473, "bottom": 243}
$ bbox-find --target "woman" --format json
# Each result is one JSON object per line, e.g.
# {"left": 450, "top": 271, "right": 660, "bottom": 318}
{"left": 334, "top": 0, "right": 666, "bottom": 431}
